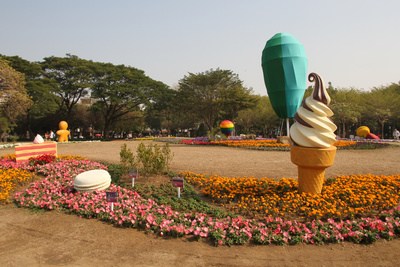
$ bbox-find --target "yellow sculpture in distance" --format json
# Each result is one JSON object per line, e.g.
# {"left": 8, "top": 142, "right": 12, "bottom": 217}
{"left": 56, "top": 121, "right": 70, "bottom": 142}
{"left": 356, "top": 126, "right": 370, "bottom": 138}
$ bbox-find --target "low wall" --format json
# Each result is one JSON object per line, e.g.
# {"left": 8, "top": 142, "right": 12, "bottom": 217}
{"left": 15, "top": 142, "right": 58, "bottom": 162}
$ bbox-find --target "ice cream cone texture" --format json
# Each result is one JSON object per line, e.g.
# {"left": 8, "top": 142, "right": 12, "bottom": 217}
{"left": 290, "top": 73, "right": 337, "bottom": 194}
{"left": 291, "top": 146, "right": 336, "bottom": 193}
{"left": 290, "top": 73, "right": 337, "bottom": 148}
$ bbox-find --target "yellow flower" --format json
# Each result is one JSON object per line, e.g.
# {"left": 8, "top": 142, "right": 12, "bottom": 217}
{"left": 181, "top": 172, "right": 400, "bottom": 220}
{"left": 0, "top": 169, "right": 33, "bottom": 202}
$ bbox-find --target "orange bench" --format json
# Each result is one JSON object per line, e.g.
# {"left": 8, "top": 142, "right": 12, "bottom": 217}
{"left": 15, "top": 142, "right": 58, "bottom": 162}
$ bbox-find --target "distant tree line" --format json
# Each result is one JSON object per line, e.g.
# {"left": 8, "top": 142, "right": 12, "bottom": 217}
{"left": 1, "top": 54, "right": 399, "bottom": 141}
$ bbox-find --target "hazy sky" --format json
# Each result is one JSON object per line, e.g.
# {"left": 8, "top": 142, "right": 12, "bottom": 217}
{"left": 2, "top": 0, "right": 399, "bottom": 95}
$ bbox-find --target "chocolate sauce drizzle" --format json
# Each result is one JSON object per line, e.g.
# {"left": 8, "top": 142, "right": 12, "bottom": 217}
{"left": 294, "top": 113, "right": 312, "bottom": 128}
{"left": 293, "top": 72, "right": 327, "bottom": 128}
{"left": 309, "top": 72, "right": 328, "bottom": 105}
{"left": 301, "top": 98, "right": 312, "bottom": 112}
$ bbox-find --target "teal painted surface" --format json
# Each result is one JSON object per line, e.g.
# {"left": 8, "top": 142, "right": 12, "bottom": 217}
{"left": 261, "top": 33, "right": 308, "bottom": 118}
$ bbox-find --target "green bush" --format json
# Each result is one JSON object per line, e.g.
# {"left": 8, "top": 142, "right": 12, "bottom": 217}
{"left": 136, "top": 142, "right": 173, "bottom": 176}
{"left": 106, "top": 164, "right": 125, "bottom": 184}
{"left": 119, "top": 142, "right": 173, "bottom": 177}
{"left": 120, "top": 144, "right": 135, "bottom": 172}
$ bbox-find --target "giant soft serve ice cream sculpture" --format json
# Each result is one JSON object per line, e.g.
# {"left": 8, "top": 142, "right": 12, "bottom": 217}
{"left": 290, "top": 72, "right": 337, "bottom": 194}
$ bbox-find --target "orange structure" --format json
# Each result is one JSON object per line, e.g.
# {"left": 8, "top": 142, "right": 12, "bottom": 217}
{"left": 56, "top": 121, "right": 70, "bottom": 142}
{"left": 291, "top": 145, "right": 336, "bottom": 194}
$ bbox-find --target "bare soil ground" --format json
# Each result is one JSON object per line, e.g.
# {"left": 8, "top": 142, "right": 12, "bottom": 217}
{"left": 1, "top": 141, "right": 400, "bottom": 267}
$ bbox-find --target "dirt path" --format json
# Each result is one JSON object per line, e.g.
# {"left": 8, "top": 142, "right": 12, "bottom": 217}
{"left": 1, "top": 141, "right": 400, "bottom": 266}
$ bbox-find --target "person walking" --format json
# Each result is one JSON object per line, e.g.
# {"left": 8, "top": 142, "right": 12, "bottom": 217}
{"left": 49, "top": 130, "right": 55, "bottom": 140}
{"left": 393, "top": 128, "right": 400, "bottom": 140}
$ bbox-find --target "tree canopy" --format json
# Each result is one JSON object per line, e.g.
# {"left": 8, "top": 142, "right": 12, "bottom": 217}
{"left": 0, "top": 59, "right": 32, "bottom": 134}
{"left": 0, "top": 55, "right": 58, "bottom": 133}
{"left": 90, "top": 62, "right": 167, "bottom": 135}
{"left": 41, "top": 54, "right": 94, "bottom": 119}
{"left": 236, "top": 95, "right": 280, "bottom": 136}
{"left": 1, "top": 53, "right": 400, "bottom": 140}
{"left": 177, "top": 69, "right": 256, "bottom": 131}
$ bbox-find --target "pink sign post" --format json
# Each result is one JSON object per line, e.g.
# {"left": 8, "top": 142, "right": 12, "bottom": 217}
{"left": 106, "top": 192, "right": 118, "bottom": 211}
{"left": 171, "top": 177, "right": 184, "bottom": 198}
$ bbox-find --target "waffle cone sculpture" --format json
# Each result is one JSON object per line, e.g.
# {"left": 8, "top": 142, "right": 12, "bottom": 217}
{"left": 290, "top": 73, "right": 337, "bottom": 194}
{"left": 291, "top": 146, "right": 336, "bottom": 193}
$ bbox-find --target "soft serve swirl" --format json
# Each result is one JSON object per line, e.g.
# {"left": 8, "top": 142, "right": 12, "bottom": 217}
{"left": 290, "top": 73, "right": 337, "bottom": 148}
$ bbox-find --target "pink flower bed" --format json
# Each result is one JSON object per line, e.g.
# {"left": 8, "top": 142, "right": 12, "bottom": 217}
{"left": 2, "top": 159, "right": 399, "bottom": 246}
{"left": 0, "top": 159, "right": 34, "bottom": 171}
{"left": 180, "top": 139, "right": 211, "bottom": 145}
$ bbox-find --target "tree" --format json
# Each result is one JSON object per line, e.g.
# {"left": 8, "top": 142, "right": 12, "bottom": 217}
{"left": 0, "top": 55, "right": 58, "bottom": 135}
{"left": 381, "top": 83, "right": 400, "bottom": 131}
{"left": 0, "top": 59, "right": 32, "bottom": 135}
{"left": 41, "top": 54, "right": 94, "bottom": 120}
{"left": 144, "top": 87, "right": 177, "bottom": 133}
{"left": 329, "top": 88, "right": 363, "bottom": 138}
{"left": 177, "top": 69, "right": 256, "bottom": 132}
{"left": 236, "top": 95, "right": 280, "bottom": 136}
{"left": 362, "top": 86, "right": 400, "bottom": 138}
{"left": 91, "top": 62, "right": 167, "bottom": 135}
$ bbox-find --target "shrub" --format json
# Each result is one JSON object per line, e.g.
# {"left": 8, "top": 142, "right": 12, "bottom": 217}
{"left": 135, "top": 142, "right": 173, "bottom": 176}
{"left": 120, "top": 144, "right": 135, "bottom": 171}
{"left": 119, "top": 143, "right": 173, "bottom": 177}
{"left": 106, "top": 163, "right": 124, "bottom": 184}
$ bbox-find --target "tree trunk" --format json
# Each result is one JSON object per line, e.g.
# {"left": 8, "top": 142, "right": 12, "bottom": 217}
{"left": 103, "top": 119, "right": 111, "bottom": 139}
{"left": 342, "top": 122, "right": 346, "bottom": 138}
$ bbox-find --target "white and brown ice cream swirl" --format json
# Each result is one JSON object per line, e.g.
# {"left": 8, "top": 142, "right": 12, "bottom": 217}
{"left": 290, "top": 73, "right": 337, "bottom": 148}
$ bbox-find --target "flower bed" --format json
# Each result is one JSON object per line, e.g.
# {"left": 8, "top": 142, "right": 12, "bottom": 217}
{"left": 177, "top": 138, "right": 360, "bottom": 150}
{"left": 180, "top": 139, "right": 212, "bottom": 145}
{"left": 2, "top": 157, "right": 400, "bottom": 246}
{"left": 0, "top": 168, "right": 33, "bottom": 202}
{"left": 338, "top": 140, "right": 390, "bottom": 150}
{"left": 134, "top": 137, "right": 155, "bottom": 141}
{"left": 212, "top": 139, "right": 290, "bottom": 149}
{"left": 0, "top": 154, "right": 86, "bottom": 202}
{"left": 182, "top": 172, "right": 400, "bottom": 220}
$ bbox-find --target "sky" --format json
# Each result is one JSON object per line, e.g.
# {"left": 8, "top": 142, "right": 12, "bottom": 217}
{"left": 1, "top": 0, "right": 399, "bottom": 96}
